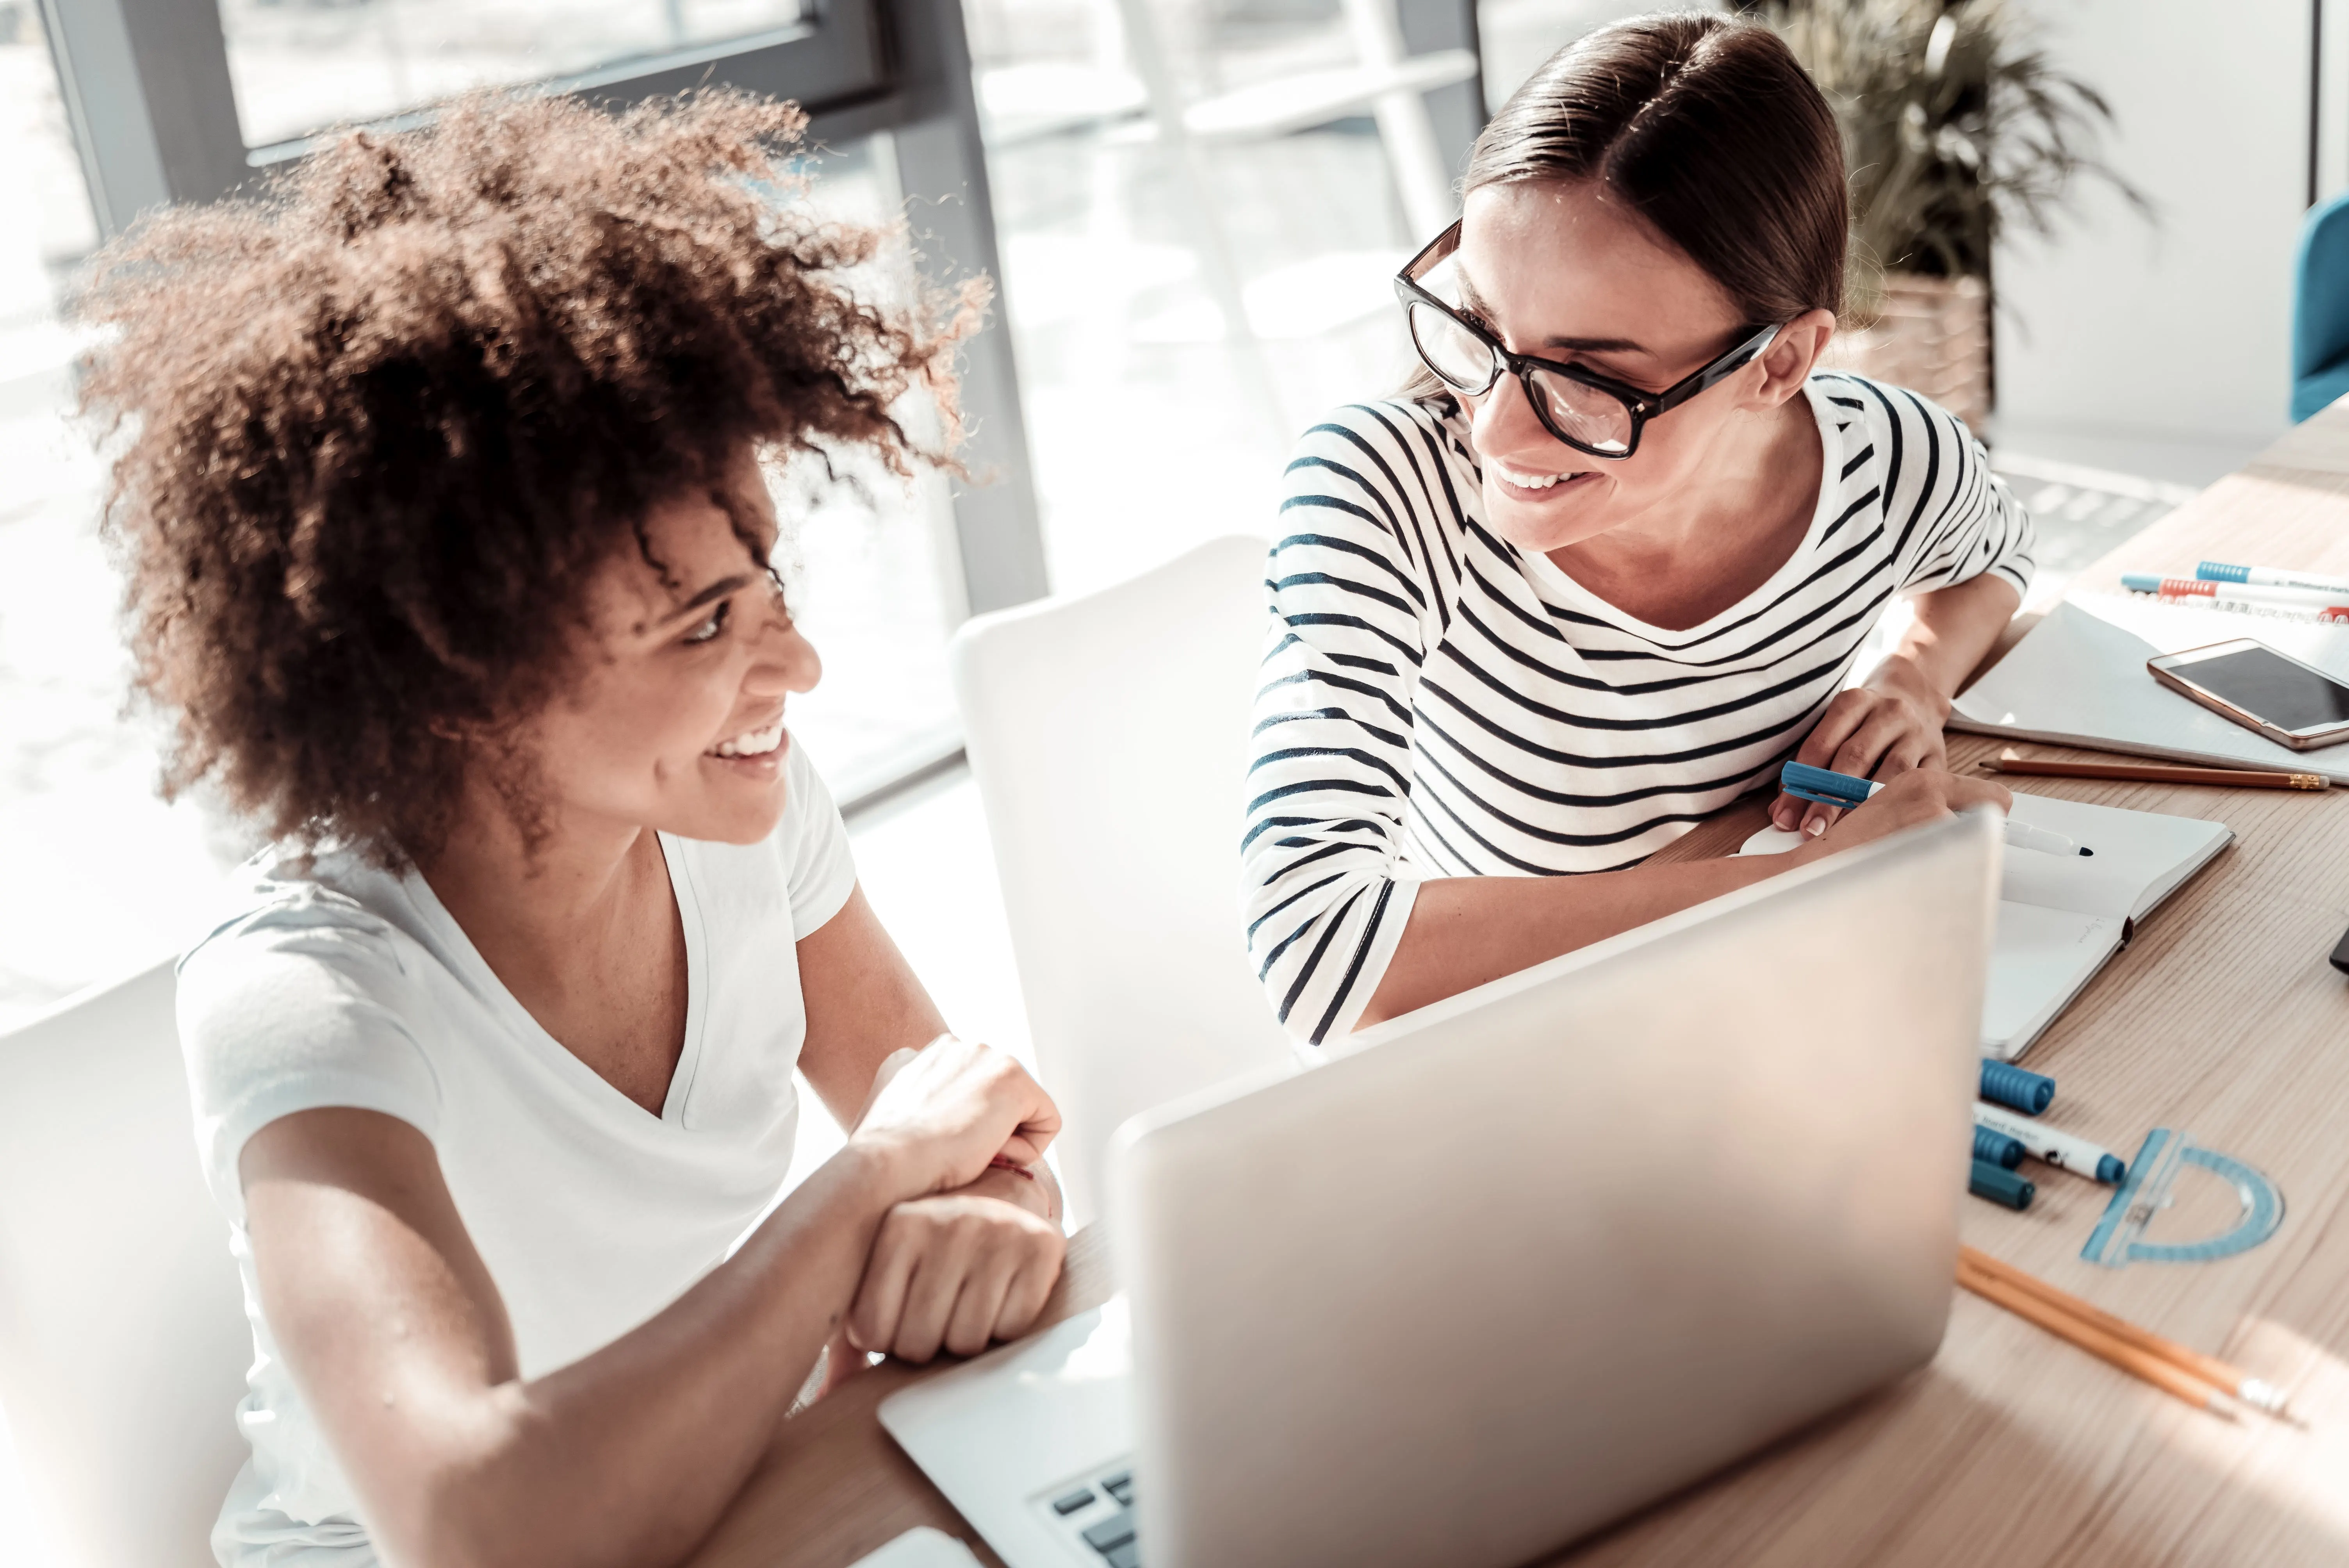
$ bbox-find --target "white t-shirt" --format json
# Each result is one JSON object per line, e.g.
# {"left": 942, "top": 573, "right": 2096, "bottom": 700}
{"left": 175, "top": 738, "right": 858, "bottom": 1566}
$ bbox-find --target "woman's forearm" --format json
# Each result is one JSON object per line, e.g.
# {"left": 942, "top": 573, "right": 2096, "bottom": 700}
{"left": 353, "top": 1141, "right": 909, "bottom": 1568}
{"left": 1881, "top": 573, "right": 2021, "bottom": 701}
{"left": 1357, "top": 848, "right": 1818, "bottom": 1029}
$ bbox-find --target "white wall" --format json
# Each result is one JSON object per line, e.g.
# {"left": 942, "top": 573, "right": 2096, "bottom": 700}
{"left": 1993, "top": 0, "right": 2313, "bottom": 477}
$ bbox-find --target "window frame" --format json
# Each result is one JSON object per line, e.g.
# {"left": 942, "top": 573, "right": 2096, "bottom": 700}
{"left": 38, "top": 0, "right": 1047, "bottom": 626}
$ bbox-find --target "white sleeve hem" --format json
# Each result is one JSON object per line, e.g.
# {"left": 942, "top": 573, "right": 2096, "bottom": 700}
{"left": 204, "top": 1076, "right": 440, "bottom": 1226}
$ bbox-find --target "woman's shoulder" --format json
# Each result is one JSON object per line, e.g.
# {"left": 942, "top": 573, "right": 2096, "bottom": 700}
{"left": 174, "top": 846, "right": 446, "bottom": 1201}
{"left": 1281, "top": 395, "right": 1476, "bottom": 563}
{"left": 1805, "top": 370, "right": 1981, "bottom": 458}
{"left": 1289, "top": 395, "right": 1470, "bottom": 476}
{"left": 182, "top": 844, "right": 423, "bottom": 983}
{"left": 175, "top": 845, "right": 439, "bottom": 1061}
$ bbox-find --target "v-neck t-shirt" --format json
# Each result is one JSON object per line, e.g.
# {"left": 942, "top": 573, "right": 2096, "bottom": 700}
{"left": 174, "top": 736, "right": 857, "bottom": 1565}
{"left": 1244, "top": 374, "right": 2034, "bottom": 1045}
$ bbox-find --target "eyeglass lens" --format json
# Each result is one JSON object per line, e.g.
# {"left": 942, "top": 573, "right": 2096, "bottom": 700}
{"left": 1522, "top": 372, "right": 1634, "bottom": 456}
{"left": 1408, "top": 300, "right": 1636, "bottom": 456}
{"left": 1405, "top": 300, "right": 1499, "bottom": 394}
{"left": 1405, "top": 236, "right": 1639, "bottom": 456}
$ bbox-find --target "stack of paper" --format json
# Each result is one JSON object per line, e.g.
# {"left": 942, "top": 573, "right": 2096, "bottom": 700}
{"left": 1949, "top": 592, "right": 2349, "bottom": 782}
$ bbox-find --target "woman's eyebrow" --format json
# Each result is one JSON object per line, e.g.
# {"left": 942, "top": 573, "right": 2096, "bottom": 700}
{"left": 1454, "top": 271, "right": 1653, "bottom": 358}
{"left": 659, "top": 572, "right": 759, "bottom": 626}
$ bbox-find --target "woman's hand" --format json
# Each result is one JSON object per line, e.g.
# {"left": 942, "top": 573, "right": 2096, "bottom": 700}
{"left": 848, "top": 1036, "right": 1061, "bottom": 1204}
{"left": 1800, "top": 768, "right": 2012, "bottom": 855}
{"left": 845, "top": 1164, "right": 1067, "bottom": 1362}
{"left": 1771, "top": 655, "right": 1952, "bottom": 835}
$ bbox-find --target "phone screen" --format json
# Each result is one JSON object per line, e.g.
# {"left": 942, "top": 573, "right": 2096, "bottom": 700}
{"left": 2175, "top": 645, "right": 2349, "bottom": 732}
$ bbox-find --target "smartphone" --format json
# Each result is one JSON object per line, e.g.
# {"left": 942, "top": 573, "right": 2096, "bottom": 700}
{"left": 2147, "top": 638, "right": 2349, "bottom": 750}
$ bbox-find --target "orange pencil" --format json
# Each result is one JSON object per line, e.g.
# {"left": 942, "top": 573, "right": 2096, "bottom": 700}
{"left": 1984, "top": 749, "right": 2327, "bottom": 791}
{"left": 1959, "top": 1246, "right": 2290, "bottom": 1417}
{"left": 1955, "top": 1254, "right": 2240, "bottom": 1420}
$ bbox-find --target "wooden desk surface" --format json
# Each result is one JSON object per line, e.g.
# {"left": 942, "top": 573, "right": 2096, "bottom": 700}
{"left": 689, "top": 411, "right": 2349, "bottom": 1568}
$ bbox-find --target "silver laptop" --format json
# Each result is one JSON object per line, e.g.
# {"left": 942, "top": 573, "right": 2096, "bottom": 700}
{"left": 880, "top": 810, "right": 1999, "bottom": 1568}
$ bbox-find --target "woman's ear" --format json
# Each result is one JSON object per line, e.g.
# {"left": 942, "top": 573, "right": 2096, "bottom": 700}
{"left": 1751, "top": 308, "right": 1837, "bottom": 406}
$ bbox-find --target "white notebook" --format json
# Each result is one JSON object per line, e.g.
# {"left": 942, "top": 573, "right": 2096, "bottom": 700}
{"left": 1948, "top": 592, "right": 2349, "bottom": 782}
{"left": 1741, "top": 794, "right": 2231, "bottom": 1059}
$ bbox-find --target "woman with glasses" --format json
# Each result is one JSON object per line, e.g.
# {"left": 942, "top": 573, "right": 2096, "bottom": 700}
{"left": 1245, "top": 13, "right": 2027, "bottom": 1045}
{"left": 88, "top": 96, "right": 1064, "bottom": 1566}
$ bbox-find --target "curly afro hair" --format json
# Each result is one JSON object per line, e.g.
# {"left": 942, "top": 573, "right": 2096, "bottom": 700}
{"left": 77, "top": 89, "right": 976, "bottom": 864}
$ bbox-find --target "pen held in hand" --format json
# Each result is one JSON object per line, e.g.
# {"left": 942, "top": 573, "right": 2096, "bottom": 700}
{"left": 1777, "top": 761, "right": 2092, "bottom": 856}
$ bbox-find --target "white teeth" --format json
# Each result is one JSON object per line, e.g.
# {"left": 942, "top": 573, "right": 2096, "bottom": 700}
{"left": 710, "top": 720, "right": 786, "bottom": 759}
{"left": 1496, "top": 462, "right": 1579, "bottom": 491}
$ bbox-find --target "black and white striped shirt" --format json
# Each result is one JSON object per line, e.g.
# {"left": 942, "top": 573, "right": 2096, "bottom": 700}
{"left": 1242, "top": 374, "right": 2033, "bottom": 1045}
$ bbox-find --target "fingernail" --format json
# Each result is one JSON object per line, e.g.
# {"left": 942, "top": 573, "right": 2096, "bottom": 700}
{"left": 1804, "top": 817, "right": 1827, "bottom": 837}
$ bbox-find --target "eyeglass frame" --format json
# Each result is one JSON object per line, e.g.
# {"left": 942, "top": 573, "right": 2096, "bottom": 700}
{"left": 1393, "top": 220, "right": 1785, "bottom": 461}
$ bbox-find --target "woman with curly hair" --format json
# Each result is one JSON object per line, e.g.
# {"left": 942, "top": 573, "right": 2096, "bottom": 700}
{"left": 80, "top": 91, "right": 1063, "bottom": 1566}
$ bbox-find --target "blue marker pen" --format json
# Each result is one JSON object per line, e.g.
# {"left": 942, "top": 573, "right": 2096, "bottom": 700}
{"left": 1775, "top": 761, "right": 2091, "bottom": 857}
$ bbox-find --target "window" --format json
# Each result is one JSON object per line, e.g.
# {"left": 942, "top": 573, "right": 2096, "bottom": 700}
{"left": 217, "top": 0, "right": 818, "bottom": 152}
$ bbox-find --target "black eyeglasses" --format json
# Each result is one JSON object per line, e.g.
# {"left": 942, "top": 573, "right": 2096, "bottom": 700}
{"left": 1394, "top": 220, "right": 1782, "bottom": 461}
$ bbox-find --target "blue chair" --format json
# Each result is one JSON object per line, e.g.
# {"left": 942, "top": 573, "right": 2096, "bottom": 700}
{"left": 2293, "top": 190, "right": 2349, "bottom": 421}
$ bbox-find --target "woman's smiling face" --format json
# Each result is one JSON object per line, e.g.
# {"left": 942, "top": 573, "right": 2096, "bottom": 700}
{"left": 512, "top": 455, "right": 824, "bottom": 847}
{"left": 1447, "top": 179, "right": 1804, "bottom": 554}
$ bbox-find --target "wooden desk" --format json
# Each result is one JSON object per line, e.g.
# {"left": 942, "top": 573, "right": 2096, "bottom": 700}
{"left": 689, "top": 411, "right": 2349, "bottom": 1568}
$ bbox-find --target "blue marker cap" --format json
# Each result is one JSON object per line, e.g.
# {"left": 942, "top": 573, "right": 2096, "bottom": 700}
{"left": 1780, "top": 760, "right": 1872, "bottom": 804}
{"left": 2095, "top": 1153, "right": 2126, "bottom": 1183}
{"left": 1969, "top": 1159, "right": 2034, "bottom": 1211}
{"left": 1973, "top": 1126, "right": 2026, "bottom": 1170}
{"left": 2120, "top": 572, "right": 2165, "bottom": 594}
{"left": 1980, "top": 1060, "right": 2055, "bottom": 1116}
{"left": 2198, "top": 561, "right": 2249, "bottom": 583}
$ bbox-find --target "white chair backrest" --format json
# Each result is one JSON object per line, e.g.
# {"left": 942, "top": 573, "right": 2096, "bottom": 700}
{"left": 951, "top": 535, "right": 1296, "bottom": 1225}
{"left": 0, "top": 960, "right": 249, "bottom": 1568}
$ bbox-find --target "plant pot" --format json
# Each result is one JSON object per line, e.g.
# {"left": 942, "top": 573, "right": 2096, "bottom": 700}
{"left": 1819, "top": 272, "right": 1991, "bottom": 435}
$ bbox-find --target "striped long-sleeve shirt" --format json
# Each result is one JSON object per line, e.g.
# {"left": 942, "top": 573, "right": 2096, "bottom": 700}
{"left": 1241, "top": 373, "right": 2034, "bottom": 1046}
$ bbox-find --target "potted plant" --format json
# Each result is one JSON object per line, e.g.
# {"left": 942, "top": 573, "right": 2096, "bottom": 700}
{"left": 1741, "top": 0, "right": 2149, "bottom": 433}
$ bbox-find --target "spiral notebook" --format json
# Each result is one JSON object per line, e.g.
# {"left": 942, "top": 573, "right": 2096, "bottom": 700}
{"left": 1742, "top": 793, "right": 2232, "bottom": 1059}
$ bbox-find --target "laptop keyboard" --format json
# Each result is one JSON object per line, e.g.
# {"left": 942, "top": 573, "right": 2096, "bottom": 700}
{"left": 1040, "top": 1461, "right": 1140, "bottom": 1567}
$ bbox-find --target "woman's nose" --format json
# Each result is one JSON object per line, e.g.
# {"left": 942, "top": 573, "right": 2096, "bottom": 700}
{"left": 745, "top": 609, "right": 822, "bottom": 697}
{"left": 1471, "top": 372, "right": 1561, "bottom": 460}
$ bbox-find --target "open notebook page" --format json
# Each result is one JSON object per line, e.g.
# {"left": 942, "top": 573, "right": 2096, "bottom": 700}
{"left": 1994, "top": 793, "right": 2232, "bottom": 921}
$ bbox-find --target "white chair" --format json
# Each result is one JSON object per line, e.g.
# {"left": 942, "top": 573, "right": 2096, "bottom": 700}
{"left": 0, "top": 960, "right": 250, "bottom": 1568}
{"left": 950, "top": 535, "right": 1296, "bottom": 1225}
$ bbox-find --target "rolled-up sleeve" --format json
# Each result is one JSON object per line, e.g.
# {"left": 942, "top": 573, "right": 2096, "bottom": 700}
{"left": 1241, "top": 412, "right": 1442, "bottom": 1045}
